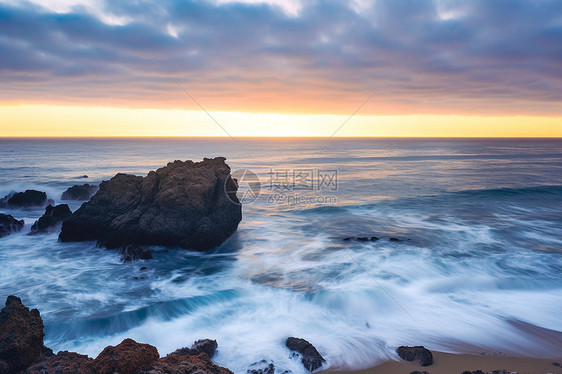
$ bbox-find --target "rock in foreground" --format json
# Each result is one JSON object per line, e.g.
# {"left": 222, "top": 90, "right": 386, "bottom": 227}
{"left": 93, "top": 338, "right": 159, "bottom": 374}
{"left": 0, "top": 214, "right": 24, "bottom": 238}
{"left": 141, "top": 352, "right": 233, "bottom": 374}
{"left": 0, "top": 296, "right": 45, "bottom": 373}
{"left": 61, "top": 184, "right": 98, "bottom": 201}
{"left": 59, "top": 158, "right": 242, "bottom": 251}
{"left": 30, "top": 204, "right": 72, "bottom": 234}
{"left": 285, "top": 337, "right": 325, "bottom": 372}
{"left": 396, "top": 346, "right": 433, "bottom": 366}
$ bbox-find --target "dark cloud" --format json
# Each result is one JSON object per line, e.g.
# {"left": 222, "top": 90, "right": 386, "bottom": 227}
{"left": 0, "top": 0, "right": 561, "bottom": 114}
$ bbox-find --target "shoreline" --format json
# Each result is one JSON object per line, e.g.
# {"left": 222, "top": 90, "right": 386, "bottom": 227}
{"left": 326, "top": 351, "right": 562, "bottom": 374}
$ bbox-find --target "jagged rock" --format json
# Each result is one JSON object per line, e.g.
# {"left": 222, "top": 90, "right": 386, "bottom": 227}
{"left": 141, "top": 352, "right": 233, "bottom": 374}
{"left": 92, "top": 338, "right": 159, "bottom": 374}
{"left": 59, "top": 158, "right": 242, "bottom": 251}
{"left": 0, "top": 190, "right": 50, "bottom": 208}
{"left": 247, "top": 360, "right": 275, "bottom": 374}
{"left": 0, "top": 296, "right": 45, "bottom": 373}
{"left": 0, "top": 214, "right": 24, "bottom": 238}
{"left": 396, "top": 346, "right": 433, "bottom": 366}
{"left": 61, "top": 184, "right": 98, "bottom": 201}
{"left": 389, "top": 237, "right": 401, "bottom": 242}
{"left": 170, "top": 339, "right": 218, "bottom": 359}
{"left": 120, "top": 245, "right": 153, "bottom": 262}
{"left": 285, "top": 337, "right": 325, "bottom": 372}
{"left": 30, "top": 204, "right": 72, "bottom": 234}
{"left": 26, "top": 351, "right": 95, "bottom": 374}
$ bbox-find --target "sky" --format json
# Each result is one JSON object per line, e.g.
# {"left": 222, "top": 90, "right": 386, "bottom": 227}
{"left": 0, "top": 0, "right": 561, "bottom": 137}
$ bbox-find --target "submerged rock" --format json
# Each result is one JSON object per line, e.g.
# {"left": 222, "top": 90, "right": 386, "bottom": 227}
{"left": 92, "top": 338, "right": 159, "bottom": 374}
{"left": 247, "top": 360, "right": 275, "bottom": 374}
{"left": 61, "top": 184, "right": 98, "bottom": 201}
{"left": 285, "top": 337, "right": 325, "bottom": 372}
{"left": 0, "top": 296, "right": 45, "bottom": 373}
{"left": 170, "top": 339, "right": 218, "bottom": 359}
{"left": 0, "top": 214, "right": 24, "bottom": 238}
{"left": 141, "top": 352, "right": 233, "bottom": 374}
{"left": 0, "top": 190, "right": 51, "bottom": 208}
{"left": 30, "top": 204, "right": 72, "bottom": 234}
{"left": 59, "top": 158, "right": 242, "bottom": 251}
{"left": 120, "top": 245, "right": 153, "bottom": 262}
{"left": 396, "top": 346, "right": 433, "bottom": 366}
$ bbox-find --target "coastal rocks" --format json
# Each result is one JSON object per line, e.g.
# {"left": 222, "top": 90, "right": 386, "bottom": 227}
{"left": 247, "top": 360, "right": 275, "bottom": 374}
{"left": 396, "top": 346, "right": 433, "bottom": 366}
{"left": 92, "top": 338, "right": 159, "bottom": 374}
{"left": 30, "top": 204, "right": 72, "bottom": 234}
{"left": 61, "top": 184, "right": 98, "bottom": 201}
{"left": 120, "top": 245, "right": 153, "bottom": 262}
{"left": 0, "top": 190, "right": 51, "bottom": 208}
{"left": 285, "top": 337, "right": 325, "bottom": 372}
{"left": 141, "top": 352, "right": 233, "bottom": 374}
{"left": 59, "top": 157, "right": 242, "bottom": 251}
{"left": 26, "top": 351, "right": 95, "bottom": 374}
{"left": 0, "top": 296, "right": 45, "bottom": 373}
{"left": 170, "top": 339, "right": 218, "bottom": 358}
{"left": 0, "top": 214, "right": 24, "bottom": 238}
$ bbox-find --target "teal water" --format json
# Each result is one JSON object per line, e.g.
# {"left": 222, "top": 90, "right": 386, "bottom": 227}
{"left": 0, "top": 138, "right": 561, "bottom": 372}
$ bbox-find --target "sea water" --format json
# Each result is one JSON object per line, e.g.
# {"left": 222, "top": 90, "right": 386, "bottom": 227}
{"left": 0, "top": 137, "right": 561, "bottom": 372}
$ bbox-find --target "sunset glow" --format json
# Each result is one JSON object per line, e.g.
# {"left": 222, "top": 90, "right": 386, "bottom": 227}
{"left": 1, "top": 0, "right": 561, "bottom": 137}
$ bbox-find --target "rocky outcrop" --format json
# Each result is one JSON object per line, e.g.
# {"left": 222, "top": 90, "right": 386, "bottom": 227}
{"left": 26, "top": 351, "right": 94, "bottom": 374}
{"left": 120, "top": 245, "right": 153, "bottom": 262}
{"left": 0, "top": 190, "right": 51, "bottom": 208}
{"left": 285, "top": 337, "right": 325, "bottom": 372}
{"left": 30, "top": 204, "right": 72, "bottom": 234}
{"left": 141, "top": 352, "right": 233, "bottom": 374}
{"left": 0, "top": 296, "right": 45, "bottom": 373}
{"left": 170, "top": 339, "right": 218, "bottom": 358}
{"left": 61, "top": 184, "right": 98, "bottom": 201}
{"left": 1, "top": 296, "right": 233, "bottom": 374}
{"left": 396, "top": 346, "right": 433, "bottom": 366}
{"left": 0, "top": 214, "right": 24, "bottom": 238}
{"left": 92, "top": 338, "right": 159, "bottom": 374}
{"left": 59, "top": 158, "right": 242, "bottom": 251}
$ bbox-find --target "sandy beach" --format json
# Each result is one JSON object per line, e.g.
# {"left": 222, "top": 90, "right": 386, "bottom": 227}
{"left": 328, "top": 351, "right": 562, "bottom": 374}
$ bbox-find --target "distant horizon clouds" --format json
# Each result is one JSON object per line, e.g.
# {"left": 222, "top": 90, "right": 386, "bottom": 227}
{"left": 1, "top": 0, "right": 561, "bottom": 116}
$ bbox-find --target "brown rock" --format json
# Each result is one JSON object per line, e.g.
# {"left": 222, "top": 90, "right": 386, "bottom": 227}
{"left": 142, "top": 352, "right": 233, "bottom": 374}
{"left": 397, "top": 346, "right": 433, "bottom": 366}
{"left": 92, "top": 338, "right": 159, "bottom": 374}
{"left": 26, "top": 351, "right": 95, "bottom": 374}
{"left": 0, "top": 296, "right": 45, "bottom": 373}
{"left": 59, "top": 158, "right": 242, "bottom": 251}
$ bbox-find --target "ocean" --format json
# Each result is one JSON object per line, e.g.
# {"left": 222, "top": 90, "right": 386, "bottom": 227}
{"left": 0, "top": 137, "right": 561, "bottom": 373}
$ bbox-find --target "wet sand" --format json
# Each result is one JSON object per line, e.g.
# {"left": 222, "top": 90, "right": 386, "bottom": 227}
{"left": 327, "top": 351, "right": 562, "bottom": 374}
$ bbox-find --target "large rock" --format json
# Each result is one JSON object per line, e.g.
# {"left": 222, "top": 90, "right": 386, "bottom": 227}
{"left": 396, "top": 346, "right": 433, "bottom": 366}
{"left": 0, "top": 190, "right": 50, "bottom": 208}
{"left": 59, "top": 158, "right": 242, "bottom": 250}
{"left": 141, "top": 352, "right": 233, "bottom": 374}
{"left": 30, "top": 204, "right": 72, "bottom": 234}
{"left": 92, "top": 338, "right": 159, "bottom": 374}
{"left": 0, "top": 296, "right": 45, "bottom": 373}
{"left": 61, "top": 184, "right": 98, "bottom": 201}
{"left": 285, "top": 337, "right": 325, "bottom": 372}
{"left": 26, "top": 351, "right": 94, "bottom": 374}
{"left": 0, "top": 214, "right": 24, "bottom": 238}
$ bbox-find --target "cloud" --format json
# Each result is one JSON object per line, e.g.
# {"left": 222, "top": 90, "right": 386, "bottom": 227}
{"left": 0, "top": 0, "right": 561, "bottom": 115}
